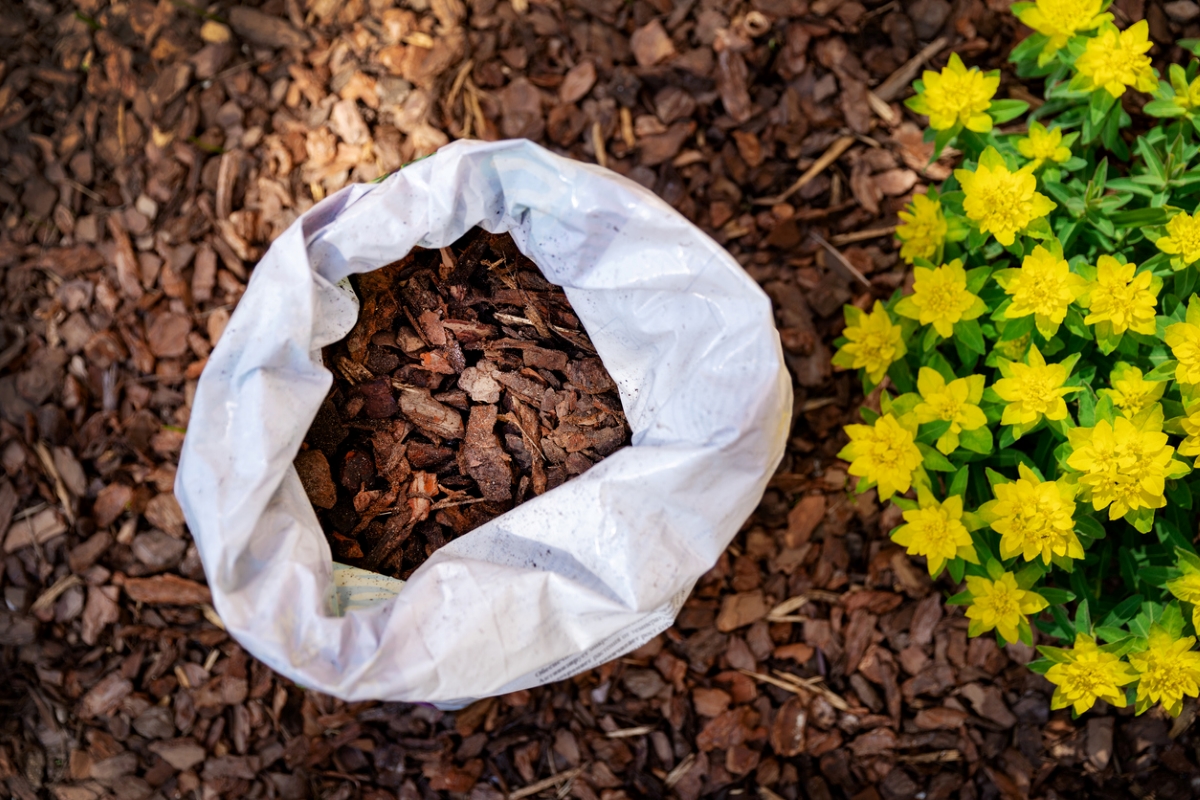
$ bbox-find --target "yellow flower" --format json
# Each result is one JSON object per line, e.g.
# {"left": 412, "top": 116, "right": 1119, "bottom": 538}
{"left": 993, "top": 343, "right": 1077, "bottom": 433}
{"left": 1128, "top": 628, "right": 1200, "bottom": 717}
{"left": 979, "top": 463, "right": 1083, "bottom": 565}
{"left": 833, "top": 302, "right": 906, "bottom": 385}
{"left": 956, "top": 147, "right": 1056, "bottom": 247}
{"left": 913, "top": 367, "right": 987, "bottom": 454}
{"left": 965, "top": 572, "right": 1048, "bottom": 642}
{"left": 839, "top": 414, "right": 923, "bottom": 500}
{"left": 1074, "top": 21, "right": 1157, "bottom": 98}
{"left": 891, "top": 493, "right": 978, "bottom": 577}
{"left": 1045, "top": 634, "right": 1138, "bottom": 714}
{"left": 1157, "top": 211, "right": 1200, "bottom": 270}
{"left": 1016, "top": 122, "right": 1072, "bottom": 168}
{"left": 1178, "top": 403, "right": 1200, "bottom": 465}
{"left": 1065, "top": 410, "right": 1187, "bottom": 521}
{"left": 1100, "top": 364, "right": 1166, "bottom": 419}
{"left": 1170, "top": 64, "right": 1200, "bottom": 111}
{"left": 1167, "top": 568, "right": 1200, "bottom": 631}
{"left": 994, "top": 245, "right": 1087, "bottom": 338}
{"left": 1015, "top": 0, "right": 1109, "bottom": 57}
{"left": 1165, "top": 304, "right": 1200, "bottom": 386}
{"left": 896, "top": 193, "right": 948, "bottom": 264}
{"left": 906, "top": 52, "right": 999, "bottom": 132}
{"left": 894, "top": 259, "right": 986, "bottom": 338}
{"left": 1080, "top": 255, "right": 1159, "bottom": 339}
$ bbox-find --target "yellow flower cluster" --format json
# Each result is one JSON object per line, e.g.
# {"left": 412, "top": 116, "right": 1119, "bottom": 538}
{"left": 895, "top": 193, "right": 947, "bottom": 264}
{"left": 1015, "top": 0, "right": 1109, "bottom": 58}
{"left": 894, "top": 259, "right": 986, "bottom": 338}
{"left": 1066, "top": 410, "right": 1189, "bottom": 523}
{"left": 891, "top": 492, "right": 978, "bottom": 577}
{"left": 957, "top": 148, "right": 1055, "bottom": 246}
{"left": 832, "top": 2, "right": 1200, "bottom": 725}
{"left": 839, "top": 413, "right": 922, "bottom": 500}
{"left": 1016, "top": 122, "right": 1072, "bottom": 169}
{"left": 965, "top": 572, "right": 1047, "bottom": 642}
{"left": 907, "top": 53, "right": 1000, "bottom": 132}
{"left": 993, "top": 344, "right": 1077, "bottom": 436}
{"left": 980, "top": 464, "right": 1082, "bottom": 565}
{"left": 1046, "top": 634, "right": 1138, "bottom": 714}
{"left": 833, "top": 302, "right": 905, "bottom": 385}
{"left": 1074, "top": 21, "right": 1156, "bottom": 98}
{"left": 994, "top": 245, "right": 1086, "bottom": 338}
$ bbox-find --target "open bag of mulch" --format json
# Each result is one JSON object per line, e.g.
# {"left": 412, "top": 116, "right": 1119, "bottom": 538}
{"left": 176, "top": 139, "right": 791, "bottom": 705}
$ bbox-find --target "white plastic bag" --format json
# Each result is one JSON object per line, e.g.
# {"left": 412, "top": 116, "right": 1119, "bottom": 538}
{"left": 176, "top": 139, "right": 791, "bottom": 705}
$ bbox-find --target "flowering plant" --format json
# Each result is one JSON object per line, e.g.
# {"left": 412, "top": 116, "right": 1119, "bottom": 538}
{"left": 834, "top": 3, "right": 1200, "bottom": 717}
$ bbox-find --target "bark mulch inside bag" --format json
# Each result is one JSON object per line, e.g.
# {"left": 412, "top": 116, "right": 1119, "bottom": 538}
{"left": 294, "top": 228, "right": 630, "bottom": 579}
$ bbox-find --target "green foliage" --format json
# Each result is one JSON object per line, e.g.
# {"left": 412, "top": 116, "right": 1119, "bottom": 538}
{"left": 834, "top": 6, "right": 1200, "bottom": 718}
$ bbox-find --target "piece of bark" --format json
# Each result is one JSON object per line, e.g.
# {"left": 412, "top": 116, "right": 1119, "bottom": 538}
{"left": 397, "top": 386, "right": 465, "bottom": 439}
{"left": 295, "top": 450, "right": 338, "bottom": 509}
{"left": 462, "top": 405, "right": 512, "bottom": 502}
{"left": 123, "top": 574, "right": 212, "bottom": 605}
{"left": 228, "top": 7, "right": 310, "bottom": 49}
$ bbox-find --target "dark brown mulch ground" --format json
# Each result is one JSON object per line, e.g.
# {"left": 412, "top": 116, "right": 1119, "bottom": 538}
{"left": 5, "top": 2, "right": 1200, "bottom": 800}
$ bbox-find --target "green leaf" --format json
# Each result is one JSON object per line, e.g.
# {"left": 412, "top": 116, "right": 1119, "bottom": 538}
{"left": 1110, "top": 207, "right": 1170, "bottom": 227}
{"left": 999, "top": 313, "right": 1035, "bottom": 342}
{"left": 947, "top": 590, "right": 974, "bottom": 606}
{"left": 955, "top": 318, "right": 986, "bottom": 355}
{"left": 1016, "top": 561, "right": 1046, "bottom": 589}
{"left": 1025, "top": 657, "right": 1053, "bottom": 674}
{"left": 959, "top": 426, "right": 993, "bottom": 454}
{"left": 990, "top": 99, "right": 1030, "bottom": 124}
{"left": 1162, "top": 602, "right": 1187, "bottom": 638}
{"left": 1050, "top": 604, "right": 1076, "bottom": 640}
{"left": 1075, "top": 515, "right": 1106, "bottom": 540}
{"left": 1143, "top": 98, "right": 1188, "bottom": 118}
{"left": 1102, "top": 594, "right": 1145, "bottom": 627}
{"left": 917, "top": 443, "right": 956, "bottom": 472}
{"left": 917, "top": 419, "right": 953, "bottom": 444}
{"left": 1095, "top": 625, "right": 1129, "bottom": 643}
{"left": 1142, "top": 359, "right": 1180, "bottom": 381}
{"left": 1141, "top": 566, "right": 1174, "bottom": 587}
{"left": 1039, "top": 587, "right": 1076, "bottom": 606}
{"left": 1075, "top": 599, "right": 1092, "bottom": 636}
{"left": 1137, "top": 136, "right": 1169, "bottom": 187}
{"left": 1077, "top": 389, "right": 1096, "bottom": 427}
{"left": 948, "top": 557, "right": 966, "bottom": 584}
{"left": 949, "top": 465, "right": 970, "bottom": 497}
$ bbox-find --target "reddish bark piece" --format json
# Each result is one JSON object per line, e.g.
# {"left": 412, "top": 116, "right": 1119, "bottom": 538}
{"left": 228, "top": 7, "right": 310, "bottom": 49}
{"left": 914, "top": 707, "right": 969, "bottom": 730}
{"left": 398, "top": 387, "right": 465, "bottom": 439}
{"left": 630, "top": 20, "right": 676, "bottom": 67}
{"left": 775, "top": 643, "right": 815, "bottom": 663}
{"left": 295, "top": 450, "right": 338, "bottom": 509}
{"left": 770, "top": 696, "right": 808, "bottom": 757}
{"left": 716, "top": 590, "right": 768, "bottom": 632}
{"left": 463, "top": 405, "right": 512, "bottom": 502}
{"left": 559, "top": 61, "right": 596, "bottom": 104}
{"left": 146, "top": 312, "right": 191, "bottom": 357}
{"left": 692, "top": 687, "right": 732, "bottom": 717}
{"left": 123, "top": 574, "right": 212, "bottom": 605}
{"left": 79, "top": 672, "right": 133, "bottom": 719}
{"left": 696, "top": 708, "right": 748, "bottom": 751}
{"left": 785, "top": 494, "right": 826, "bottom": 547}
{"left": 565, "top": 358, "right": 616, "bottom": 394}
{"left": 149, "top": 739, "right": 206, "bottom": 771}
{"left": 847, "top": 727, "right": 897, "bottom": 757}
